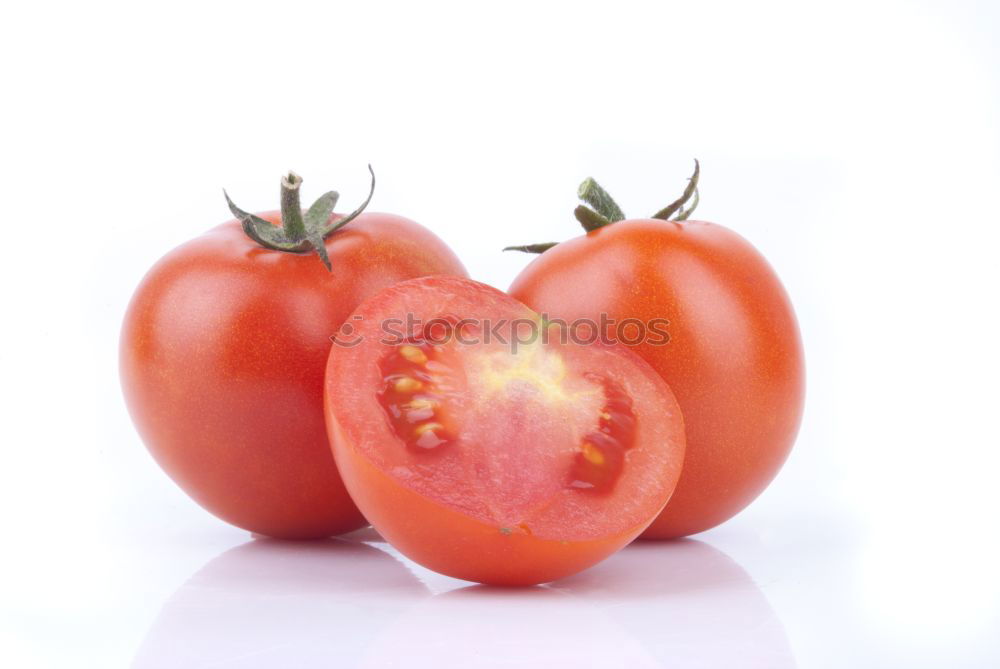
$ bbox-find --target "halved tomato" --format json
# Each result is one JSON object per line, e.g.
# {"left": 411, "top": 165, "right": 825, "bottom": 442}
{"left": 324, "top": 276, "right": 685, "bottom": 585}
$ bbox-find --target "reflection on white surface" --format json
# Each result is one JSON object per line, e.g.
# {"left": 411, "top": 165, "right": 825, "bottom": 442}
{"left": 132, "top": 536, "right": 792, "bottom": 668}
{"left": 131, "top": 538, "right": 428, "bottom": 668}
{"left": 552, "top": 540, "right": 796, "bottom": 668}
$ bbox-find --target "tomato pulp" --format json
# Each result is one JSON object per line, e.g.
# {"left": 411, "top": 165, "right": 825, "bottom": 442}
{"left": 509, "top": 219, "right": 804, "bottom": 538}
{"left": 324, "top": 276, "right": 686, "bottom": 584}
{"left": 121, "top": 209, "right": 467, "bottom": 539}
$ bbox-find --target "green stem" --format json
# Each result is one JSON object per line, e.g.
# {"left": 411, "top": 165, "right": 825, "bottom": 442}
{"left": 225, "top": 167, "right": 376, "bottom": 272}
{"left": 280, "top": 172, "right": 307, "bottom": 239}
{"left": 577, "top": 178, "right": 626, "bottom": 222}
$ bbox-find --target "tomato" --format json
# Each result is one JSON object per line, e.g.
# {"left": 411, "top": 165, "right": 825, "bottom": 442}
{"left": 324, "top": 276, "right": 686, "bottom": 585}
{"left": 507, "top": 165, "right": 804, "bottom": 538}
{"left": 120, "top": 170, "right": 467, "bottom": 539}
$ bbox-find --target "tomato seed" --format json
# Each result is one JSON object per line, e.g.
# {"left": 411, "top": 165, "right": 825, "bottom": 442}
{"left": 378, "top": 339, "right": 453, "bottom": 452}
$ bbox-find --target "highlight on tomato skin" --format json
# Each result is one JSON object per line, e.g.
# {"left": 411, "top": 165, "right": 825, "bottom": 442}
{"left": 323, "top": 275, "right": 686, "bottom": 586}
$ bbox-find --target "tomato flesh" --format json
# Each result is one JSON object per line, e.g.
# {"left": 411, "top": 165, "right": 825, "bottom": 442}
{"left": 378, "top": 336, "right": 637, "bottom": 494}
{"left": 325, "top": 276, "right": 685, "bottom": 584}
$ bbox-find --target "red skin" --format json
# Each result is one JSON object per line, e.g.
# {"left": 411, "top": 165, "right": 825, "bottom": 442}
{"left": 120, "top": 212, "right": 467, "bottom": 539}
{"left": 329, "top": 439, "right": 656, "bottom": 585}
{"left": 509, "top": 219, "right": 805, "bottom": 538}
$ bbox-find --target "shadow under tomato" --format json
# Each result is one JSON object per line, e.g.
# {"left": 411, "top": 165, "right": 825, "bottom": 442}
{"left": 550, "top": 537, "right": 753, "bottom": 596}
{"left": 356, "top": 584, "right": 664, "bottom": 668}
{"left": 131, "top": 537, "right": 428, "bottom": 669}
{"left": 552, "top": 538, "right": 797, "bottom": 668}
{"left": 339, "top": 525, "right": 386, "bottom": 543}
{"left": 357, "top": 538, "right": 795, "bottom": 668}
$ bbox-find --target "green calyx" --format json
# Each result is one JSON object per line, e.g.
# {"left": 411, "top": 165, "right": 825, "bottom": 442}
{"left": 224, "top": 166, "right": 376, "bottom": 271}
{"left": 504, "top": 159, "right": 701, "bottom": 255}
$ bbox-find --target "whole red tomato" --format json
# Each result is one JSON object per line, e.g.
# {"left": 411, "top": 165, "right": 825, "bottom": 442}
{"left": 325, "top": 276, "right": 686, "bottom": 584}
{"left": 120, "top": 169, "right": 467, "bottom": 538}
{"left": 507, "top": 163, "right": 804, "bottom": 538}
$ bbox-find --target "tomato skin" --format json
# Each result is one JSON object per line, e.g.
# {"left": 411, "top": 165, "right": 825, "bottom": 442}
{"left": 508, "top": 219, "right": 804, "bottom": 539}
{"left": 330, "top": 420, "right": 654, "bottom": 585}
{"left": 325, "top": 275, "right": 686, "bottom": 585}
{"left": 120, "top": 211, "right": 467, "bottom": 539}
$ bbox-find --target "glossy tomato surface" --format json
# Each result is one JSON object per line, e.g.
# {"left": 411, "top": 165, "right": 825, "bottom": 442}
{"left": 509, "top": 219, "right": 804, "bottom": 539}
{"left": 121, "top": 212, "right": 467, "bottom": 538}
{"left": 324, "top": 276, "right": 686, "bottom": 584}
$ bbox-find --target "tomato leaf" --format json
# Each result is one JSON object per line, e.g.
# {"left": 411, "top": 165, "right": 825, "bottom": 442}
{"left": 652, "top": 159, "right": 700, "bottom": 221}
{"left": 574, "top": 205, "right": 612, "bottom": 232}
{"left": 304, "top": 191, "right": 341, "bottom": 231}
{"left": 503, "top": 242, "right": 559, "bottom": 254}
{"left": 321, "top": 165, "right": 376, "bottom": 236}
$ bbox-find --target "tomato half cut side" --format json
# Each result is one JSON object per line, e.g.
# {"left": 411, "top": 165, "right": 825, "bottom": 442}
{"left": 324, "top": 276, "right": 686, "bottom": 585}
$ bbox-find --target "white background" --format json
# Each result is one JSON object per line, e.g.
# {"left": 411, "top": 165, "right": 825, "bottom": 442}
{"left": 2, "top": 1, "right": 999, "bottom": 667}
